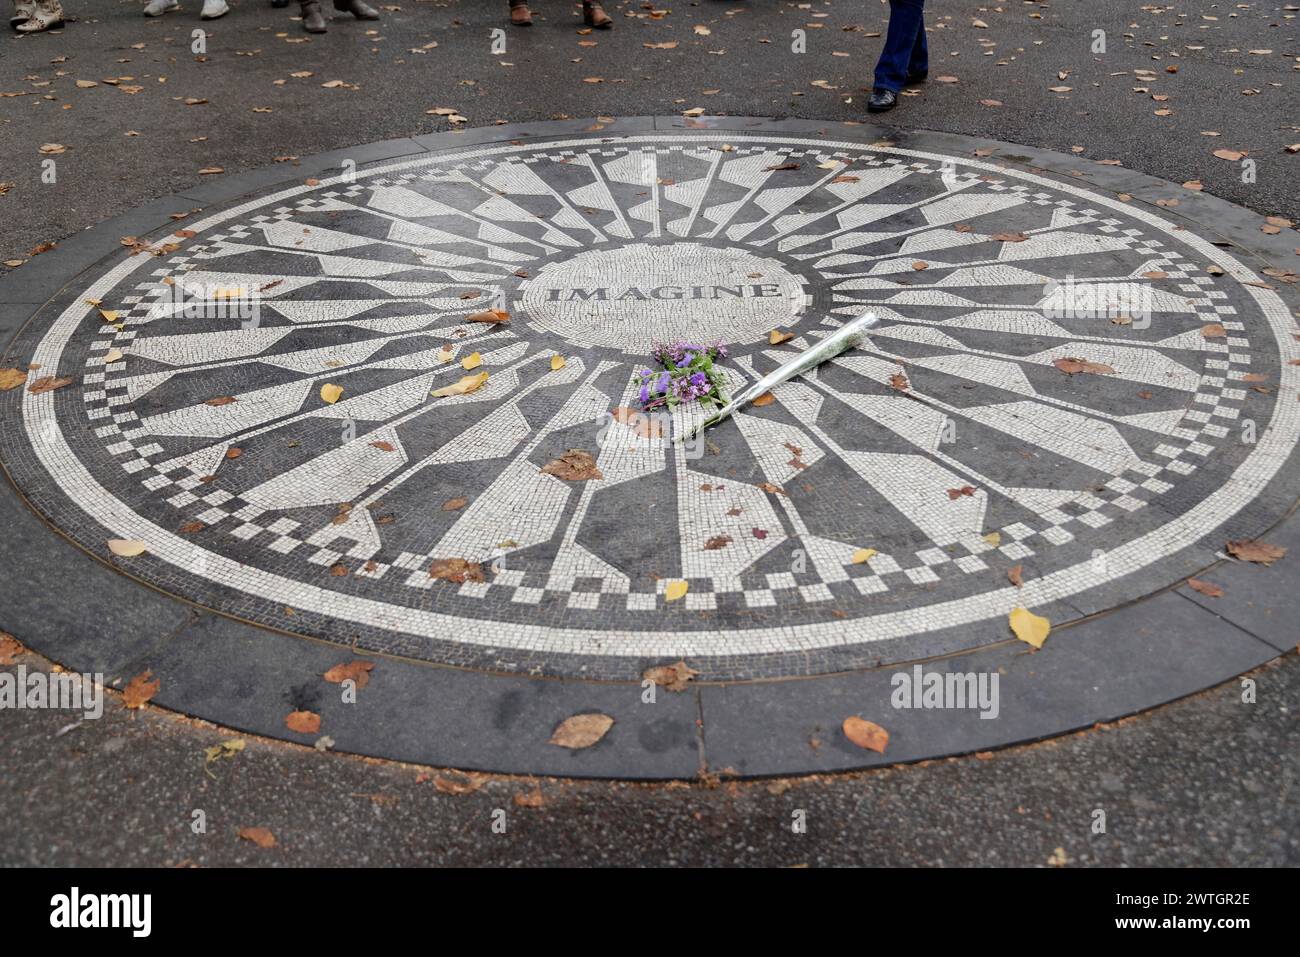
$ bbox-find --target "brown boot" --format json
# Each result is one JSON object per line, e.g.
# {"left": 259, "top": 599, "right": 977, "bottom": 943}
{"left": 509, "top": 0, "right": 532, "bottom": 26}
{"left": 583, "top": 0, "right": 611, "bottom": 28}
{"left": 334, "top": 0, "right": 379, "bottom": 19}
{"left": 300, "top": 0, "right": 326, "bottom": 32}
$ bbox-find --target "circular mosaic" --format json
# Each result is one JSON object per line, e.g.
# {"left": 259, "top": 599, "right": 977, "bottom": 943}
{"left": 4, "top": 130, "right": 1298, "bottom": 680}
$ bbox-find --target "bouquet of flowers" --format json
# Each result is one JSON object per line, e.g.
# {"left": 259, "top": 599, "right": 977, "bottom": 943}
{"left": 635, "top": 341, "right": 730, "bottom": 411}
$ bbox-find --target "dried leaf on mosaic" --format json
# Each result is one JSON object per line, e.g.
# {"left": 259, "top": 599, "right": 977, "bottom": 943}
{"left": 0, "top": 368, "right": 29, "bottom": 391}
{"left": 27, "top": 375, "right": 74, "bottom": 394}
{"left": 429, "top": 558, "right": 486, "bottom": 583}
{"left": 1052, "top": 357, "right": 1115, "bottom": 375}
{"left": 643, "top": 660, "right": 699, "bottom": 692}
{"left": 540, "top": 449, "right": 603, "bottom": 481}
{"left": 431, "top": 371, "right": 488, "bottom": 397}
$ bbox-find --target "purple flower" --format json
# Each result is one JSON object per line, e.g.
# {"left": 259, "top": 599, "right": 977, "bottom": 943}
{"left": 690, "top": 371, "right": 708, "bottom": 388}
{"left": 639, "top": 383, "right": 650, "bottom": 405}
{"left": 656, "top": 372, "right": 670, "bottom": 395}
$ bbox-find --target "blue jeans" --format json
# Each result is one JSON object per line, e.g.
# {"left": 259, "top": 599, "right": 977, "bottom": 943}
{"left": 873, "top": 0, "right": 927, "bottom": 93}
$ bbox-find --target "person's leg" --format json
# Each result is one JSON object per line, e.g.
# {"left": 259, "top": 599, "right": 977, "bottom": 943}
{"left": 907, "top": 7, "right": 928, "bottom": 80}
{"left": 508, "top": 0, "right": 532, "bottom": 27}
{"left": 872, "top": 0, "right": 925, "bottom": 93}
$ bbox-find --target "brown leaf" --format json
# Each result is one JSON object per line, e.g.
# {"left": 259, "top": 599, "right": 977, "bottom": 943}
{"left": 429, "top": 558, "right": 485, "bottom": 583}
{"left": 466, "top": 308, "right": 509, "bottom": 324}
{"left": 323, "top": 659, "right": 375, "bottom": 689}
{"left": 842, "top": 716, "right": 889, "bottom": 753}
{"left": 513, "top": 785, "right": 545, "bottom": 808}
{"left": 0, "top": 632, "right": 24, "bottom": 665}
{"left": 369, "top": 440, "right": 396, "bottom": 452}
{"left": 541, "top": 449, "right": 603, "bottom": 481}
{"left": 549, "top": 712, "right": 614, "bottom": 749}
{"left": 1053, "top": 357, "right": 1116, "bottom": 376}
{"left": 27, "top": 375, "right": 73, "bottom": 394}
{"left": 889, "top": 372, "right": 910, "bottom": 391}
{"left": 1187, "top": 578, "right": 1224, "bottom": 598}
{"left": 642, "top": 660, "right": 699, "bottom": 693}
{"left": 751, "top": 392, "right": 776, "bottom": 407}
{"left": 1200, "top": 323, "right": 1227, "bottom": 339}
{"left": 237, "top": 826, "right": 277, "bottom": 849}
{"left": 1226, "top": 539, "right": 1286, "bottom": 566}
{"left": 768, "top": 328, "right": 795, "bottom": 345}
{"left": 285, "top": 710, "right": 321, "bottom": 734}
{"left": 122, "top": 670, "right": 160, "bottom": 709}
{"left": 204, "top": 395, "right": 237, "bottom": 406}
{"left": 703, "top": 534, "right": 733, "bottom": 550}
{"left": 441, "top": 496, "right": 468, "bottom": 511}
{"left": 947, "top": 485, "right": 977, "bottom": 500}
{"left": 0, "top": 368, "right": 29, "bottom": 391}
{"left": 1008, "top": 564, "right": 1024, "bottom": 588}
{"left": 989, "top": 232, "right": 1029, "bottom": 243}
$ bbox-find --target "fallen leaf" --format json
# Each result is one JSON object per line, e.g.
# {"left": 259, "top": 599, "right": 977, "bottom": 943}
{"left": 983, "top": 531, "right": 1002, "bottom": 547}
{"left": 1200, "top": 323, "right": 1227, "bottom": 339}
{"left": 1226, "top": 539, "right": 1286, "bottom": 566}
{"left": 323, "top": 659, "right": 374, "bottom": 689}
{"left": 0, "top": 368, "right": 29, "bottom": 391}
{"left": 1008, "top": 564, "right": 1024, "bottom": 588}
{"left": 122, "top": 670, "right": 160, "bottom": 709}
{"left": 27, "top": 375, "right": 74, "bottom": 394}
{"left": 1186, "top": 578, "right": 1224, "bottom": 598}
{"left": 441, "top": 497, "right": 468, "bottom": 511}
{"left": 889, "top": 372, "right": 909, "bottom": 391}
{"left": 514, "top": 785, "right": 545, "bottom": 808}
{"left": 0, "top": 632, "right": 22, "bottom": 665}
{"left": 852, "top": 547, "right": 877, "bottom": 564}
{"left": 237, "top": 826, "right": 276, "bottom": 849}
{"left": 204, "top": 395, "right": 237, "bottom": 406}
{"left": 466, "top": 308, "right": 509, "bottom": 324}
{"left": 989, "top": 232, "right": 1029, "bottom": 243}
{"left": 431, "top": 371, "right": 489, "bottom": 397}
{"left": 319, "top": 383, "right": 344, "bottom": 404}
{"left": 947, "top": 485, "right": 976, "bottom": 500}
{"left": 107, "top": 539, "right": 147, "bottom": 557}
{"left": 1009, "top": 607, "right": 1050, "bottom": 648}
{"left": 429, "top": 558, "right": 485, "bottom": 583}
{"left": 664, "top": 579, "right": 689, "bottom": 602}
{"left": 285, "top": 710, "right": 321, "bottom": 734}
{"left": 842, "top": 716, "right": 889, "bottom": 753}
{"left": 643, "top": 660, "right": 699, "bottom": 692}
{"left": 752, "top": 391, "right": 776, "bottom": 407}
{"left": 550, "top": 354, "right": 566, "bottom": 371}
{"left": 541, "top": 449, "right": 603, "bottom": 481}
{"left": 460, "top": 351, "right": 482, "bottom": 371}
{"left": 549, "top": 713, "right": 614, "bottom": 749}
{"left": 769, "top": 329, "right": 795, "bottom": 345}
{"left": 1053, "top": 357, "right": 1116, "bottom": 375}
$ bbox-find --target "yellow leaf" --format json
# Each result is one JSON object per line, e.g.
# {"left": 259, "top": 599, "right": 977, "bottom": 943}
{"left": 983, "top": 531, "right": 1001, "bottom": 547}
{"left": 769, "top": 329, "right": 795, "bottom": 345}
{"left": 550, "top": 354, "right": 566, "bottom": 371}
{"left": 851, "top": 547, "right": 877, "bottom": 564}
{"left": 460, "top": 351, "right": 482, "bottom": 371}
{"left": 107, "top": 539, "right": 147, "bottom": 557}
{"left": 435, "top": 345, "right": 454, "bottom": 363}
{"left": 548, "top": 712, "right": 614, "bottom": 749}
{"left": 664, "top": 580, "right": 688, "bottom": 602}
{"left": 431, "top": 371, "right": 488, "bottom": 398}
{"left": 99, "top": 309, "right": 119, "bottom": 323}
{"left": 1009, "top": 607, "right": 1050, "bottom": 648}
{"left": 104, "top": 348, "right": 124, "bottom": 363}
{"left": 320, "top": 383, "right": 344, "bottom": 404}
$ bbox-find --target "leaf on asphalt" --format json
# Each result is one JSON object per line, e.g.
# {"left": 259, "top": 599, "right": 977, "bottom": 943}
{"left": 466, "top": 308, "right": 509, "bottom": 324}
{"left": 852, "top": 547, "right": 877, "bottom": 564}
{"left": 284, "top": 710, "right": 321, "bottom": 734}
{"left": 429, "top": 558, "right": 486, "bottom": 583}
{"left": 204, "top": 395, "right": 238, "bottom": 406}
{"left": 433, "top": 773, "right": 484, "bottom": 795}
{"left": 1226, "top": 539, "right": 1286, "bottom": 566}
{"left": 1213, "top": 149, "right": 1245, "bottom": 161}
{"left": 319, "top": 382, "right": 343, "bottom": 404}
{"left": 441, "top": 496, "right": 468, "bottom": 511}
{"left": 27, "top": 375, "right": 73, "bottom": 394}
{"left": 0, "top": 632, "right": 23, "bottom": 665}
{"left": 769, "top": 328, "right": 794, "bottom": 345}
{"left": 0, "top": 368, "right": 28, "bottom": 391}
{"left": 323, "top": 659, "right": 375, "bottom": 689}
{"left": 237, "top": 826, "right": 276, "bottom": 849}
{"left": 122, "top": 670, "right": 160, "bottom": 709}
{"left": 1187, "top": 578, "right": 1225, "bottom": 598}
{"left": 1053, "top": 357, "right": 1115, "bottom": 375}
{"left": 664, "top": 579, "right": 689, "bottom": 602}
{"left": 541, "top": 449, "right": 603, "bottom": 480}
{"left": 431, "top": 371, "right": 488, "bottom": 397}
{"left": 842, "top": 716, "right": 889, "bottom": 753}
{"left": 513, "top": 784, "right": 545, "bottom": 807}
{"left": 643, "top": 660, "right": 699, "bottom": 692}
{"left": 204, "top": 737, "right": 245, "bottom": 771}
{"left": 1009, "top": 607, "right": 1050, "bottom": 648}
{"left": 549, "top": 712, "right": 614, "bottom": 749}
{"left": 107, "top": 539, "right": 147, "bottom": 557}
{"left": 1200, "top": 323, "right": 1227, "bottom": 339}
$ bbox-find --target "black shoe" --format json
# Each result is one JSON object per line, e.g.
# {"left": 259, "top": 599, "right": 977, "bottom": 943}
{"left": 905, "top": 70, "right": 928, "bottom": 84}
{"left": 867, "top": 88, "right": 898, "bottom": 113}
{"left": 271, "top": 0, "right": 288, "bottom": 7}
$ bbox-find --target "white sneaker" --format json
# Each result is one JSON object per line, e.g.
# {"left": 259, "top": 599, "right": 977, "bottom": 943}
{"left": 200, "top": 0, "right": 228, "bottom": 17}
{"left": 142, "top": 0, "right": 179, "bottom": 15}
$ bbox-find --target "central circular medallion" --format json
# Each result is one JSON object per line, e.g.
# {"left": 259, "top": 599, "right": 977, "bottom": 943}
{"left": 518, "top": 242, "right": 808, "bottom": 353}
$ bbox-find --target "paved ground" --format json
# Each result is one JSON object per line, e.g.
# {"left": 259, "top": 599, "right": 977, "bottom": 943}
{"left": 1, "top": 0, "right": 1298, "bottom": 866}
